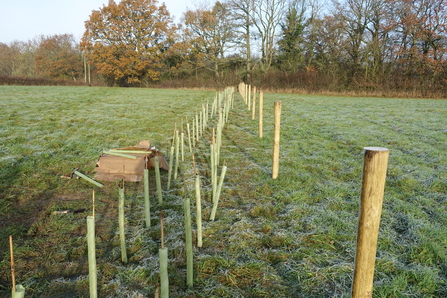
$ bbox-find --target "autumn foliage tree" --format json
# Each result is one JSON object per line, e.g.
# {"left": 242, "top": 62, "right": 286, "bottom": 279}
{"left": 35, "top": 34, "right": 83, "bottom": 81}
{"left": 81, "top": 0, "right": 176, "bottom": 86}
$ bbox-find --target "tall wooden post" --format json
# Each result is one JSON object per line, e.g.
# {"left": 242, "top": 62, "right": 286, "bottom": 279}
{"left": 248, "top": 85, "right": 251, "bottom": 111}
{"left": 252, "top": 86, "right": 257, "bottom": 119}
{"left": 352, "top": 147, "right": 389, "bottom": 298}
{"left": 272, "top": 101, "right": 282, "bottom": 179}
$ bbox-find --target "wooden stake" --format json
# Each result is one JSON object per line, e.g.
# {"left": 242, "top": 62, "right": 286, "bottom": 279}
{"left": 252, "top": 86, "right": 256, "bottom": 120}
{"left": 352, "top": 147, "right": 389, "bottom": 298}
{"left": 259, "top": 91, "right": 263, "bottom": 138}
{"left": 10, "top": 235, "right": 16, "bottom": 293}
{"left": 155, "top": 285, "right": 160, "bottom": 298}
{"left": 272, "top": 101, "right": 282, "bottom": 179}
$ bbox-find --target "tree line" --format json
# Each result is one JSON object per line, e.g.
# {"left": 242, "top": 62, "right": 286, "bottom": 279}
{"left": 1, "top": 0, "right": 446, "bottom": 95}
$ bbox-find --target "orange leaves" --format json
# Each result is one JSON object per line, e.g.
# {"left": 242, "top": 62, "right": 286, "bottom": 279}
{"left": 34, "top": 34, "right": 83, "bottom": 81}
{"left": 81, "top": 0, "right": 175, "bottom": 85}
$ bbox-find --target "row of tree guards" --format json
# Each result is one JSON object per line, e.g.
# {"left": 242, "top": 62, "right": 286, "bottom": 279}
{"left": 90, "top": 86, "right": 237, "bottom": 297}
{"left": 8, "top": 84, "right": 390, "bottom": 298}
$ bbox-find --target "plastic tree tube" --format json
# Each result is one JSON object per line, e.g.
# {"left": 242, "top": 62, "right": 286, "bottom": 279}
{"left": 109, "top": 149, "right": 152, "bottom": 154}
{"left": 181, "top": 132, "right": 185, "bottom": 162}
{"left": 210, "top": 165, "right": 227, "bottom": 221}
{"left": 74, "top": 171, "right": 103, "bottom": 188}
{"left": 87, "top": 216, "right": 97, "bottom": 298}
{"left": 103, "top": 151, "right": 137, "bottom": 159}
{"left": 174, "top": 134, "right": 180, "bottom": 180}
{"left": 186, "top": 123, "right": 192, "bottom": 152}
{"left": 154, "top": 156, "right": 163, "bottom": 204}
{"left": 191, "top": 120, "right": 196, "bottom": 148}
{"left": 159, "top": 213, "right": 169, "bottom": 298}
{"left": 195, "top": 174, "right": 202, "bottom": 247}
{"left": 144, "top": 169, "right": 150, "bottom": 228}
{"left": 167, "top": 146, "right": 174, "bottom": 190}
{"left": 159, "top": 247, "right": 169, "bottom": 298}
{"left": 184, "top": 197, "right": 193, "bottom": 288}
{"left": 119, "top": 187, "right": 128, "bottom": 263}
{"left": 12, "top": 285, "right": 25, "bottom": 298}
{"left": 210, "top": 144, "right": 217, "bottom": 202}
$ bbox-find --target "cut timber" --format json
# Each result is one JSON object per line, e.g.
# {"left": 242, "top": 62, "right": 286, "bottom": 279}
{"left": 94, "top": 140, "right": 168, "bottom": 182}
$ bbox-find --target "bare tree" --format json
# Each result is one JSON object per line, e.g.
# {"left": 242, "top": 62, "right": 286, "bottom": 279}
{"left": 363, "top": 0, "right": 388, "bottom": 82}
{"left": 305, "top": 0, "right": 325, "bottom": 68}
{"left": 226, "top": 0, "right": 255, "bottom": 81}
{"left": 251, "top": 0, "right": 287, "bottom": 71}
{"left": 332, "top": 0, "right": 373, "bottom": 82}
{"left": 183, "top": 1, "right": 236, "bottom": 77}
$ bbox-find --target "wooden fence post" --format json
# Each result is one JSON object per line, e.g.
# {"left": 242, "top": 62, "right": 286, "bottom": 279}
{"left": 272, "top": 101, "right": 282, "bottom": 179}
{"left": 352, "top": 147, "right": 389, "bottom": 298}
{"left": 252, "top": 86, "right": 256, "bottom": 120}
{"left": 248, "top": 85, "right": 251, "bottom": 111}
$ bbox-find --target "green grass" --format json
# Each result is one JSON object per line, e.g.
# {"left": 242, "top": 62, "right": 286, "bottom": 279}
{"left": 1, "top": 86, "right": 447, "bottom": 297}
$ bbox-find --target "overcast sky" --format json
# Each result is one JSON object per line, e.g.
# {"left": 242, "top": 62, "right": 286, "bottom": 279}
{"left": 0, "top": 0, "right": 194, "bottom": 44}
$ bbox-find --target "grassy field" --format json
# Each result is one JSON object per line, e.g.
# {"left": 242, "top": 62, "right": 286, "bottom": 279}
{"left": 0, "top": 85, "right": 446, "bottom": 297}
